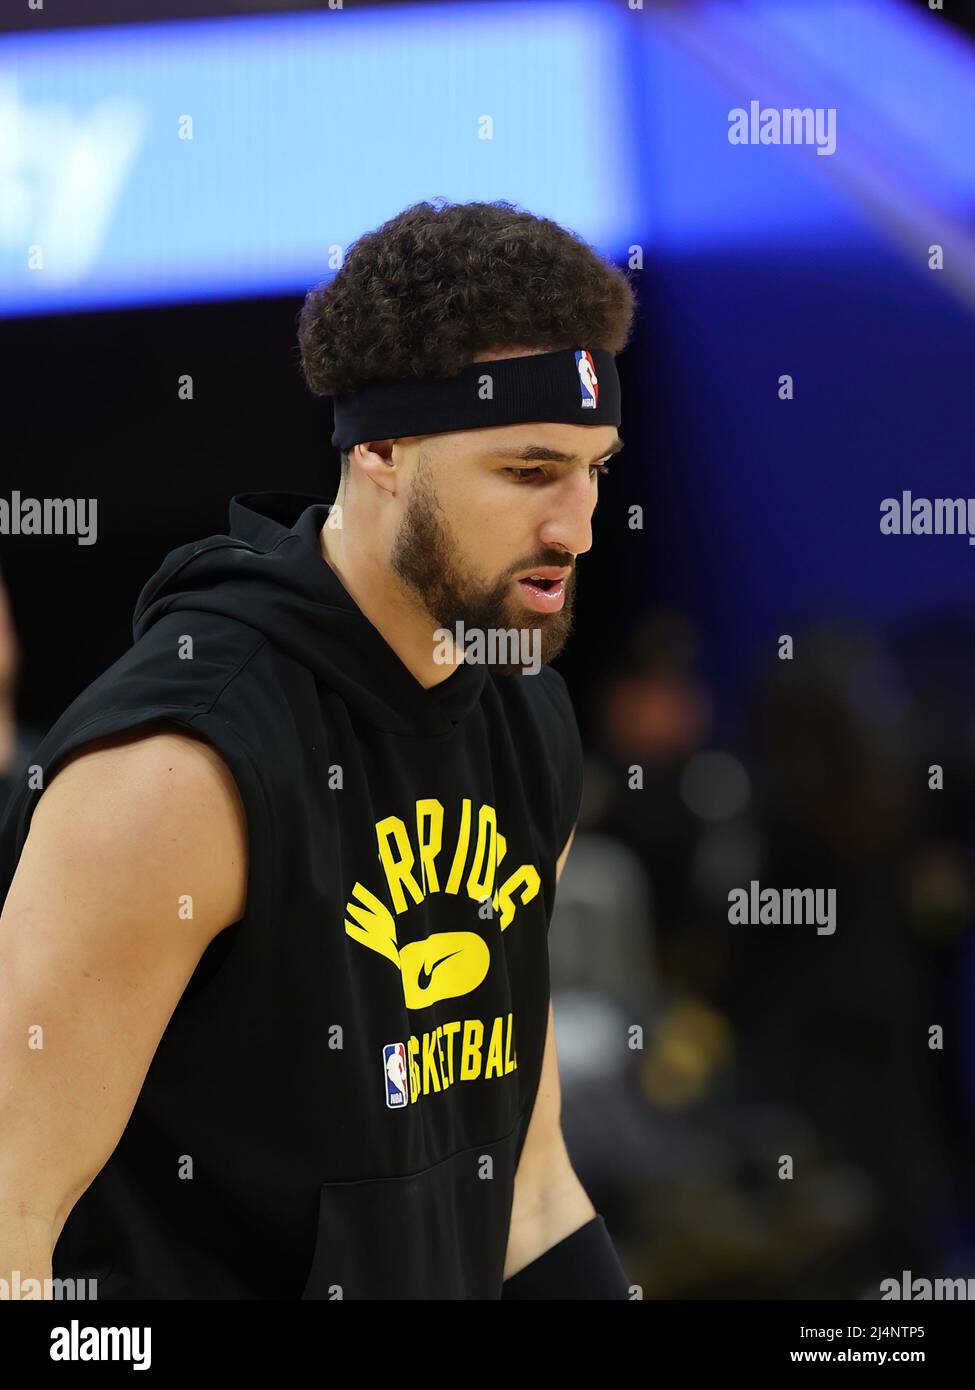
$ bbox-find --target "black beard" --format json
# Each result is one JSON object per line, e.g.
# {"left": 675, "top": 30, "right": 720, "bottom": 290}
{"left": 389, "top": 461, "right": 575, "bottom": 676}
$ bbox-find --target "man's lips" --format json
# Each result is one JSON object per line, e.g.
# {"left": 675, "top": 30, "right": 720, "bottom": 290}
{"left": 515, "top": 572, "right": 569, "bottom": 611}
{"left": 513, "top": 566, "right": 571, "bottom": 583}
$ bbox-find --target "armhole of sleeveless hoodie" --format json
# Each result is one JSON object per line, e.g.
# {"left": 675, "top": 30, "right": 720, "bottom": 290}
{"left": 8, "top": 706, "right": 276, "bottom": 1003}
{"left": 547, "top": 670, "right": 584, "bottom": 856}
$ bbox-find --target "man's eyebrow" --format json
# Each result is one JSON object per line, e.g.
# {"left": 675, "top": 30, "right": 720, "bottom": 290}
{"left": 486, "top": 437, "right": 625, "bottom": 464}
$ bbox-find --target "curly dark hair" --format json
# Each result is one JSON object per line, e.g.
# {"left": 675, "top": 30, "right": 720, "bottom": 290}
{"left": 297, "top": 198, "right": 636, "bottom": 470}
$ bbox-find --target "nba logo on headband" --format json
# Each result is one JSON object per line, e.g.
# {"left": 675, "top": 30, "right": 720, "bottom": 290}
{"left": 575, "top": 349, "right": 599, "bottom": 409}
{"left": 331, "top": 345, "right": 620, "bottom": 449}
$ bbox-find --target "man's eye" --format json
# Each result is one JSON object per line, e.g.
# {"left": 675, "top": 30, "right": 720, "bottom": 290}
{"left": 504, "top": 464, "right": 611, "bottom": 482}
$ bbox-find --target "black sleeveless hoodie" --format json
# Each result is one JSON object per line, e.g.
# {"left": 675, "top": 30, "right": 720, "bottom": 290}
{"left": 0, "top": 493, "right": 584, "bottom": 1300}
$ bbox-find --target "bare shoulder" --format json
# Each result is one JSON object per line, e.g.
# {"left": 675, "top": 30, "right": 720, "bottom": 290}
{"left": 48, "top": 722, "right": 237, "bottom": 784}
{"left": 24, "top": 724, "right": 249, "bottom": 942}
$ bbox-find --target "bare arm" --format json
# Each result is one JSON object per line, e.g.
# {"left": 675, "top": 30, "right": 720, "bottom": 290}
{"left": 0, "top": 728, "right": 248, "bottom": 1295}
{"left": 504, "top": 824, "right": 596, "bottom": 1279}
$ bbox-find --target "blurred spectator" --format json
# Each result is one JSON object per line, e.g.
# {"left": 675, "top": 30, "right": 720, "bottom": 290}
{"left": 556, "top": 611, "right": 975, "bottom": 1294}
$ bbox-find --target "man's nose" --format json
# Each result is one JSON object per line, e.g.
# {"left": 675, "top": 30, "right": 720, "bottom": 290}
{"left": 537, "top": 468, "right": 595, "bottom": 559}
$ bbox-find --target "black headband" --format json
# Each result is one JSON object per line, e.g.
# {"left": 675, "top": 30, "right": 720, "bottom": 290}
{"left": 330, "top": 346, "right": 621, "bottom": 451}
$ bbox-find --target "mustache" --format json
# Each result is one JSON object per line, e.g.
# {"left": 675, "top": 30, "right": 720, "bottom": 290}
{"left": 509, "top": 560, "right": 575, "bottom": 578}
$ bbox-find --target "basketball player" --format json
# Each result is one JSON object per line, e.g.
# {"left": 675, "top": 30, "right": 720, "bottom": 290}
{"left": 0, "top": 200, "right": 634, "bottom": 1299}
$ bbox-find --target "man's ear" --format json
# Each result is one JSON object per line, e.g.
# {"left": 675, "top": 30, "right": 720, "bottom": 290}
{"left": 356, "top": 438, "right": 398, "bottom": 490}
{"left": 368, "top": 439, "right": 397, "bottom": 465}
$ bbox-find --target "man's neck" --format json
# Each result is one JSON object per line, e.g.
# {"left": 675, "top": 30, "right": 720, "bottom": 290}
{"left": 317, "top": 517, "right": 461, "bottom": 691}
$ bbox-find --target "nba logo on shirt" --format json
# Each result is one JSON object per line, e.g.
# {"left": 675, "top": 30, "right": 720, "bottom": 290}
{"left": 575, "top": 349, "right": 599, "bottom": 409}
{"left": 383, "top": 1042, "right": 409, "bottom": 1108}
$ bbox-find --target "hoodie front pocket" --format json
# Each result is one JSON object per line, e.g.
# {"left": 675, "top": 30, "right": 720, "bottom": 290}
{"left": 300, "top": 1122, "right": 523, "bottom": 1300}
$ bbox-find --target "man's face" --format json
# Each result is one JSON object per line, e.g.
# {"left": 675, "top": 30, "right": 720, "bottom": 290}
{"left": 389, "top": 418, "right": 623, "bottom": 675}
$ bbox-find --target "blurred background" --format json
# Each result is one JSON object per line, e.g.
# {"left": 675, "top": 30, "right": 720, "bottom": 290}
{"left": 2, "top": 0, "right": 975, "bottom": 1298}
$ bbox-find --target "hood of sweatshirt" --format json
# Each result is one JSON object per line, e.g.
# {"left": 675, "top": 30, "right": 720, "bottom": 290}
{"left": 131, "top": 491, "right": 488, "bottom": 738}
